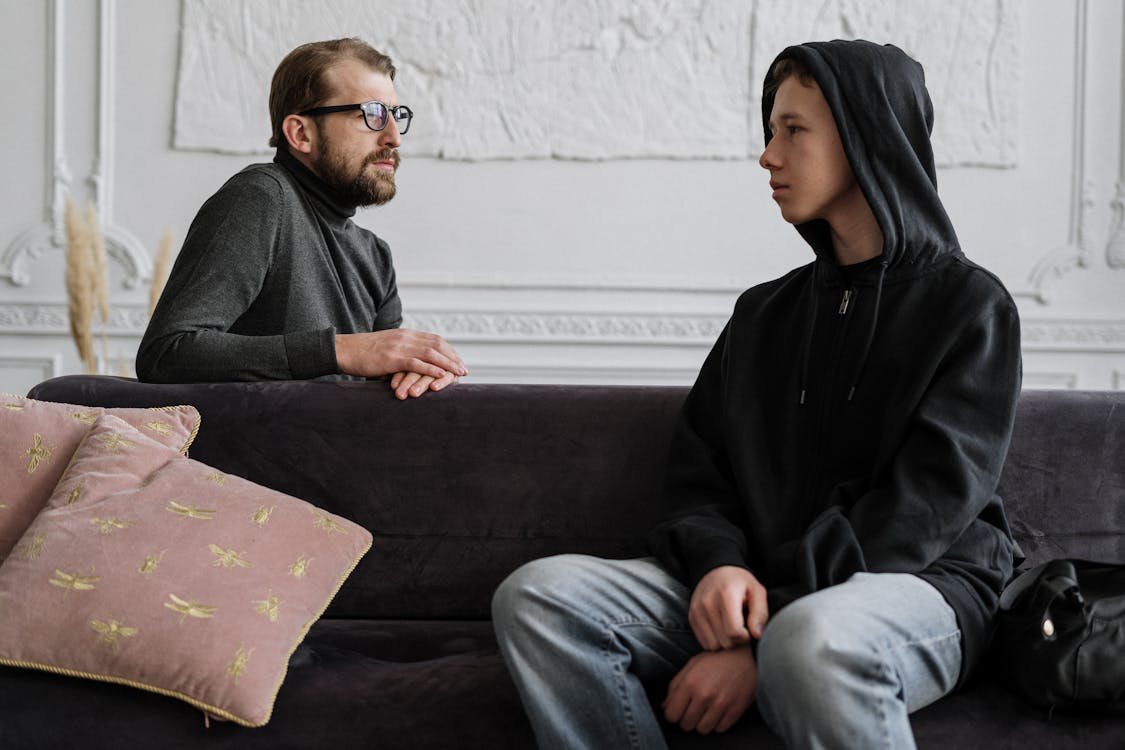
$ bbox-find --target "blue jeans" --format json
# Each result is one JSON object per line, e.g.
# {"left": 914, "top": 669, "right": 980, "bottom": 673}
{"left": 492, "top": 555, "right": 962, "bottom": 750}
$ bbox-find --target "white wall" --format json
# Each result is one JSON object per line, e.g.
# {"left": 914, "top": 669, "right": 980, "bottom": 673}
{"left": 2, "top": 0, "right": 1124, "bottom": 395}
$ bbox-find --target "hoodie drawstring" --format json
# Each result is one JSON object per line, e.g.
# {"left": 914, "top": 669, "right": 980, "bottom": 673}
{"left": 846, "top": 259, "right": 889, "bottom": 401}
{"left": 798, "top": 262, "right": 820, "bottom": 405}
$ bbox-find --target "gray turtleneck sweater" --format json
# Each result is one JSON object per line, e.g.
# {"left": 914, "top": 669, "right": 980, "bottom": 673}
{"left": 136, "top": 149, "right": 402, "bottom": 382}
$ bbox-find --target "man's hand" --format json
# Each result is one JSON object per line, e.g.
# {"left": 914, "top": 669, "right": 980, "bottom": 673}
{"left": 335, "top": 330, "right": 467, "bottom": 380}
{"left": 663, "top": 646, "right": 758, "bottom": 734}
{"left": 689, "top": 566, "right": 769, "bottom": 650}
{"left": 389, "top": 370, "right": 460, "bottom": 400}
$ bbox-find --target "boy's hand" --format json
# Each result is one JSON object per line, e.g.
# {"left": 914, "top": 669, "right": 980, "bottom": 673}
{"left": 663, "top": 646, "right": 758, "bottom": 734}
{"left": 689, "top": 565, "right": 769, "bottom": 650}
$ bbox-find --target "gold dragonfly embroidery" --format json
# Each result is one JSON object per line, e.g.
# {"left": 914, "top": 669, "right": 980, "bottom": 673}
{"left": 90, "top": 618, "right": 138, "bottom": 649}
{"left": 311, "top": 510, "right": 348, "bottom": 535}
{"left": 69, "top": 411, "right": 98, "bottom": 425}
{"left": 289, "top": 555, "right": 313, "bottom": 579}
{"left": 164, "top": 593, "right": 218, "bottom": 623}
{"left": 204, "top": 471, "right": 227, "bottom": 486}
{"left": 91, "top": 517, "right": 134, "bottom": 535}
{"left": 50, "top": 569, "right": 100, "bottom": 595}
{"left": 94, "top": 432, "right": 136, "bottom": 452}
{"left": 226, "top": 646, "right": 253, "bottom": 681}
{"left": 139, "top": 550, "right": 167, "bottom": 577}
{"left": 25, "top": 433, "right": 51, "bottom": 473}
{"left": 251, "top": 505, "right": 275, "bottom": 526}
{"left": 166, "top": 501, "right": 215, "bottom": 520}
{"left": 145, "top": 421, "right": 172, "bottom": 436}
{"left": 209, "top": 544, "right": 251, "bottom": 569}
{"left": 17, "top": 532, "right": 46, "bottom": 560}
{"left": 253, "top": 592, "right": 281, "bottom": 623}
{"left": 66, "top": 483, "right": 85, "bottom": 506}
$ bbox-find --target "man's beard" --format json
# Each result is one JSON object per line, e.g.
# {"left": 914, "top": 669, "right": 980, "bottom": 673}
{"left": 314, "top": 140, "right": 399, "bottom": 208}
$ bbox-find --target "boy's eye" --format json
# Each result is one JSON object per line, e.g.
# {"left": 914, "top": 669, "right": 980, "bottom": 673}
{"left": 788, "top": 125, "right": 801, "bottom": 135}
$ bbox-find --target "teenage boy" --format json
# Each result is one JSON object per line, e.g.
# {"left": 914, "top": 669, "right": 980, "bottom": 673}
{"left": 492, "top": 39, "right": 1022, "bottom": 749}
{"left": 138, "top": 38, "right": 467, "bottom": 398}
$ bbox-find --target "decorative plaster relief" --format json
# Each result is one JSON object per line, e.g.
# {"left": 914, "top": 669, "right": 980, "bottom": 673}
{"left": 174, "top": 0, "right": 1018, "bottom": 165}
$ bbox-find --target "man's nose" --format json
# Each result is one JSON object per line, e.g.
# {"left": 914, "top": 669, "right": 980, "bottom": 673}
{"left": 379, "top": 120, "right": 402, "bottom": 149}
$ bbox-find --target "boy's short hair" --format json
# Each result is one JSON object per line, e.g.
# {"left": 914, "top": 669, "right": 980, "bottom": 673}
{"left": 268, "top": 37, "right": 396, "bottom": 149}
{"left": 763, "top": 56, "right": 817, "bottom": 99}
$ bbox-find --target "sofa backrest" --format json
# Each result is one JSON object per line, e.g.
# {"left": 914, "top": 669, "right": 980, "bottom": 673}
{"left": 26, "top": 377, "right": 1125, "bottom": 621}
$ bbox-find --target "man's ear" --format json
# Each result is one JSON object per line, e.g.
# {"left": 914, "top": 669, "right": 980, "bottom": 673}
{"left": 282, "top": 114, "right": 315, "bottom": 155}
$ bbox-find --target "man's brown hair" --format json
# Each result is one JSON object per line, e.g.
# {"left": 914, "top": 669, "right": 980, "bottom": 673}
{"left": 268, "top": 37, "right": 396, "bottom": 149}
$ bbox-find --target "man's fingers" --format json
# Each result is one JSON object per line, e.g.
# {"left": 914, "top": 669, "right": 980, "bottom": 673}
{"left": 688, "top": 607, "right": 719, "bottom": 651}
{"left": 719, "top": 589, "right": 751, "bottom": 647}
{"left": 390, "top": 371, "right": 405, "bottom": 389}
{"left": 393, "top": 371, "right": 424, "bottom": 400}
{"left": 406, "top": 375, "right": 436, "bottom": 398}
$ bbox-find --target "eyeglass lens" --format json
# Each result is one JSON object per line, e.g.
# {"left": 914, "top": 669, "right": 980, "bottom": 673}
{"left": 361, "top": 102, "right": 411, "bottom": 134}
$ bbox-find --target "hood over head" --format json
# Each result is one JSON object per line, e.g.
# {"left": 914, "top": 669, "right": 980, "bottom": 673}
{"left": 761, "top": 40, "right": 960, "bottom": 270}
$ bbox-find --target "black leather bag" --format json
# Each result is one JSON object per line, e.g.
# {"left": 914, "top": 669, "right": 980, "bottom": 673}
{"left": 993, "top": 559, "right": 1125, "bottom": 713}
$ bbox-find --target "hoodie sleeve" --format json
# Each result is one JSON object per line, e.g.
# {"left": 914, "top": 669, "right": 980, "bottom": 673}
{"left": 769, "top": 297, "right": 1022, "bottom": 612}
{"left": 136, "top": 174, "right": 339, "bottom": 383}
{"left": 647, "top": 323, "right": 754, "bottom": 587}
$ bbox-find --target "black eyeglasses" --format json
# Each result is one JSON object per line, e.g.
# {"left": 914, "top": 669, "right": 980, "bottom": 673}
{"left": 298, "top": 100, "right": 413, "bottom": 135}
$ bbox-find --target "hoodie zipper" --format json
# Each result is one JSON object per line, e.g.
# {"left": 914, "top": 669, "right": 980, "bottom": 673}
{"left": 839, "top": 289, "right": 853, "bottom": 315}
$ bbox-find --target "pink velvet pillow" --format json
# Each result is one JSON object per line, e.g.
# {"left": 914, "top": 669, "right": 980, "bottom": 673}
{"left": 0, "top": 394, "right": 200, "bottom": 562}
{"left": 0, "top": 414, "right": 372, "bottom": 727}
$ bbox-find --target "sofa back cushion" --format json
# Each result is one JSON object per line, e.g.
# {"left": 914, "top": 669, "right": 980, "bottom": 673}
{"left": 26, "top": 377, "right": 1125, "bottom": 620}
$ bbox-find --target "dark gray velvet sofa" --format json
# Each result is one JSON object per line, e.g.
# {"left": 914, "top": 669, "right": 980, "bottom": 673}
{"left": 4, "top": 376, "right": 1124, "bottom": 749}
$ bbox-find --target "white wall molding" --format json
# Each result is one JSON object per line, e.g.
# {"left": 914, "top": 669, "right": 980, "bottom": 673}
{"left": 1, "top": 0, "right": 150, "bottom": 290}
{"left": 1, "top": 0, "right": 69, "bottom": 287}
{"left": 1106, "top": 8, "right": 1125, "bottom": 269}
{"left": 1018, "top": 0, "right": 1094, "bottom": 304}
{"left": 0, "top": 354, "right": 62, "bottom": 389}
{"left": 5, "top": 299, "right": 1125, "bottom": 354}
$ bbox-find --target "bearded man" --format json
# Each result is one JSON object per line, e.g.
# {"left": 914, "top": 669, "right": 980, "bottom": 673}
{"left": 138, "top": 38, "right": 466, "bottom": 398}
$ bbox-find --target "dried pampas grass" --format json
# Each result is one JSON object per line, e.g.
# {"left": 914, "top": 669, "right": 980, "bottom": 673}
{"left": 150, "top": 230, "right": 174, "bottom": 316}
{"left": 85, "top": 204, "right": 110, "bottom": 366}
{"left": 64, "top": 196, "right": 97, "bottom": 374}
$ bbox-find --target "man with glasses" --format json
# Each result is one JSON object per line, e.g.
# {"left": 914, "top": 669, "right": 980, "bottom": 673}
{"left": 138, "top": 38, "right": 467, "bottom": 398}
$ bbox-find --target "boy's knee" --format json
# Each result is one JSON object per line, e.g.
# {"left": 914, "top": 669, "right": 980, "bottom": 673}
{"left": 491, "top": 554, "right": 585, "bottom": 626}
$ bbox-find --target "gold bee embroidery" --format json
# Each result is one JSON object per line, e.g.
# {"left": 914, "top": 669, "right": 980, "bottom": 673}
{"left": 251, "top": 505, "right": 275, "bottom": 526}
{"left": 226, "top": 646, "right": 253, "bottom": 681}
{"left": 50, "top": 568, "right": 101, "bottom": 596}
{"left": 164, "top": 593, "right": 218, "bottom": 623}
{"left": 91, "top": 517, "right": 134, "bottom": 535}
{"left": 139, "top": 550, "right": 167, "bottom": 577}
{"left": 66, "top": 483, "right": 85, "bottom": 506}
{"left": 166, "top": 501, "right": 215, "bottom": 520}
{"left": 17, "top": 532, "right": 46, "bottom": 560}
{"left": 94, "top": 432, "right": 136, "bottom": 453}
{"left": 145, "top": 421, "right": 172, "bottom": 436}
{"left": 25, "top": 433, "right": 51, "bottom": 473}
{"left": 208, "top": 544, "right": 251, "bottom": 569}
{"left": 69, "top": 411, "right": 98, "bottom": 426}
{"left": 90, "top": 618, "right": 139, "bottom": 649}
{"left": 289, "top": 555, "right": 312, "bottom": 579}
{"left": 204, "top": 471, "right": 227, "bottom": 486}
{"left": 253, "top": 592, "right": 281, "bottom": 623}
{"left": 311, "top": 510, "right": 348, "bottom": 535}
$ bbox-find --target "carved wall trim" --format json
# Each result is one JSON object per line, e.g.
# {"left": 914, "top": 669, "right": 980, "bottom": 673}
{"left": 5, "top": 302, "right": 1125, "bottom": 353}
{"left": 1, "top": 0, "right": 149, "bottom": 289}
{"left": 1022, "top": 371, "right": 1080, "bottom": 390}
{"left": 1106, "top": 8, "right": 1125, "bottom": 269}
{"left": 0, "top": 355, "right": 63, "bottom": 387}
{"left": 1018, "top": 0, "right": 1093, "bottom": 304}
{"left": 1, "top": 0, "right": 69, "bottom": 286}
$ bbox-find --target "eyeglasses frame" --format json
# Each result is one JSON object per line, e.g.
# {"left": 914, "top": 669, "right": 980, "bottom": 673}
{"left": 298, "top": 100, "right": 413, "bottom": 135}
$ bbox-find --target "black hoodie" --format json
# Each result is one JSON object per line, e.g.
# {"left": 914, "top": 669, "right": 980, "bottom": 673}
{"left": 647, "top": 40, "right": 1022, "bottom": 686}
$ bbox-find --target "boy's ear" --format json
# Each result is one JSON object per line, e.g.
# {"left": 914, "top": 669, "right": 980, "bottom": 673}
{"left": 282, "top": 114, "right": 315, "bottom": 155}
